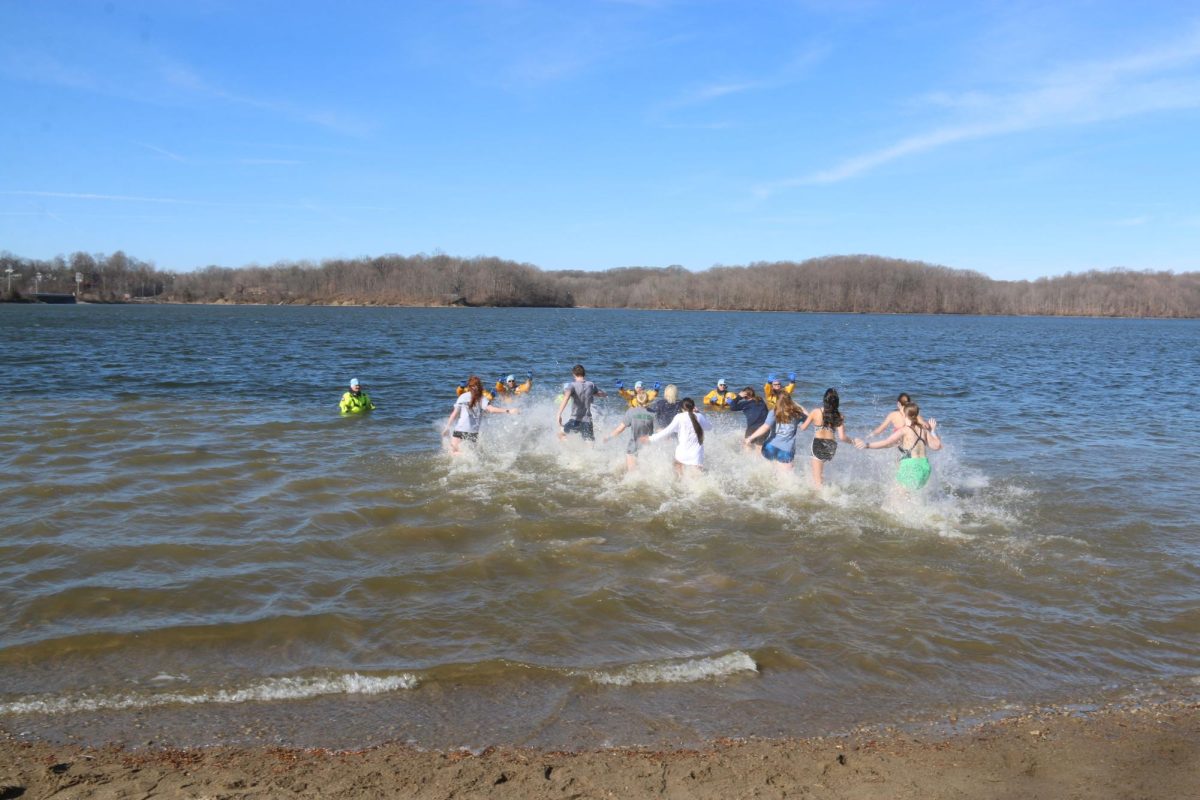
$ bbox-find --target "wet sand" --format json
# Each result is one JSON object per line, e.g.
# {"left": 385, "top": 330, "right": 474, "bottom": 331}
{"left": 2, "top": 699, "right": 1196, "bottom": 799}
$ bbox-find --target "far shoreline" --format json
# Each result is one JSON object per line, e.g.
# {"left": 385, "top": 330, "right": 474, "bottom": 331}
{"left": 4, "top": 297, "right": 1197, "bottom": 321}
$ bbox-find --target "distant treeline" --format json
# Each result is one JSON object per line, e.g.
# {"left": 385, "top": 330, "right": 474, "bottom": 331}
{"left": 3, "top": 250, "right": 1198, "bottom": 318}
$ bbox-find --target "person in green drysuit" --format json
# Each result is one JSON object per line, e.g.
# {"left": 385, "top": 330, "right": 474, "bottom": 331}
{"left": 339, "top": 377, "right": 375, "bottom": 414}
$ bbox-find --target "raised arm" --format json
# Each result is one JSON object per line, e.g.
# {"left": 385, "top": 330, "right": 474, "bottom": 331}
{"left": 925, "top": 419, "right": 942, "bottom": 450}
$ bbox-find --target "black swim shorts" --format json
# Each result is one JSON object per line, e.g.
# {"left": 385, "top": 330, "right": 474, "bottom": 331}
{"left": 562, "top": 419, "right": 595, "bottom": 441}
{"left": 811, "top": 438, "right": 837, "bottom": 462}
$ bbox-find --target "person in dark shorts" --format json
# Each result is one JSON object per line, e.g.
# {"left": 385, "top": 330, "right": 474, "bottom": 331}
{"left": 555, "top": 364, "right": 606, "bottom": 442}
{"left": 729, "top": 386, "right": 772, "bottom": 449}
{"left": 442, "top": 375, "right": 518, "bottom": 455}
{"left": 745, "top": 392, "right": 804, "bottom": 471}
{"left": 799, "top": 388, "right": 853, "bottom": 488}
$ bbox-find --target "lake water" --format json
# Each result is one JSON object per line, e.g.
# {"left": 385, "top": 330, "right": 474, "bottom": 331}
{"left": 1, "top": 304, "right": 1197, "bottom": 750}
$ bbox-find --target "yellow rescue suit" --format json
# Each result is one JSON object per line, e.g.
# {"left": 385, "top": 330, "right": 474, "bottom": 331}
{"left": 703, "top": 388, "right": 735, "bottom": 408}
{"left": 618, "top": 387, "right": 658, "bottom": 407}
{"left": 763, "top": 381, "right": 796, "bottom": 410}
{"left": 340, "top": 390, "right": 375, "bottom": 414}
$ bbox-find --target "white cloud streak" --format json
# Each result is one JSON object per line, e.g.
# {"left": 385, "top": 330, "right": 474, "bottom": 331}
{"left": 661, "top": 45, "right": 831, "bottom": 113}
{"left": 0, "top": 191, "right": 397, "bottom": 214}
{"left": 137, "top": 142, "right": 189, "bottom": 162}
{"left": 762, "top": 26, "right": 1200, "bottom": 192}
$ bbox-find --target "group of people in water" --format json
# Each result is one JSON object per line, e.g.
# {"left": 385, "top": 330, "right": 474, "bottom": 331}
{"left": 342, "top": 366, "right": 943, "bottom": 491}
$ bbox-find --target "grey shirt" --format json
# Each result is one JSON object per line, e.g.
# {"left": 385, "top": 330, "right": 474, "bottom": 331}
{"left": 566, "top": 380, "right": 600, "bottom": 421}
{"left": 623, "top": 406, "right": 655, "bottom": 454}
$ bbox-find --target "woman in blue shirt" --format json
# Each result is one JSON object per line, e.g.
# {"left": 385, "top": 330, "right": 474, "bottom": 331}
{"left": 744, "top": 392, "right": 805, "bottom": 470}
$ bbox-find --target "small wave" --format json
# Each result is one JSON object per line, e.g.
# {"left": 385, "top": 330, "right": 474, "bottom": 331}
{"left": 0, "top": 672, "right": 418, "bottom": 716}
{"left": 584, "top": 651, "right": 758, "bottom": 686}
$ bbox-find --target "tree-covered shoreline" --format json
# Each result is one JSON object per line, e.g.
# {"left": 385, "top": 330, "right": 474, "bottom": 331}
{"left": 3, "top": 250, "right": 1198, "bottom": 318}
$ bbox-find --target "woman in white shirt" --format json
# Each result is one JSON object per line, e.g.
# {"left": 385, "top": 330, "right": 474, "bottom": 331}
{"left": 442, "top": 375, "right": 518, "bottom": 455}
{"left": 648, "top": 398, "right": 713, "bottom": 475}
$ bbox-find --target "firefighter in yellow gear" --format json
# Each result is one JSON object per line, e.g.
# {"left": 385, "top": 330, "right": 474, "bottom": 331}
{"left": 763, "top": 373, "right": 796, "bottom": 410}
{"left": 617, "top": 380, "right": 658, "bottom": 407}
{"left": 340, "top": 378, "right": 376, "bottom": 414}
{"left": 703, "top": 378, "right": 735, "bottom": 409}
{"left": 494, "top": 372, "right": 533, "bottom": 402}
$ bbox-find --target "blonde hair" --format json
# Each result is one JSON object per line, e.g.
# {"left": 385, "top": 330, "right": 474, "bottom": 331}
{"left": 663, "top": 384, "right": 678, "bottom": 403}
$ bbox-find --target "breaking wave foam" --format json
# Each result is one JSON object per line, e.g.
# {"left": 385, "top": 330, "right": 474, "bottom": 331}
{"left": 585, "top": 651, "right": 758, "bottom": 686}
{"left": 0, "top": 672, "right": 418, "bottom": 716}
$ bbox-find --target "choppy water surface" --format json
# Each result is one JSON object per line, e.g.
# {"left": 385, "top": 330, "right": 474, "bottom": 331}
{"left": 1, "top": 304, "right": 1197, "bottom": 749}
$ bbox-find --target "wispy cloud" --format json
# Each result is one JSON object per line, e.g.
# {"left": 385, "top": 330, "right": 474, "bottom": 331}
{"left": 236, "top": 158, "right": 302, "bottom": 166}
{"left": 2, "top": 40, "right": 372, "bottom": 138}
{"left": 660, "top": 45, "right": 831, "bottom": 114}
{"left": 1, "top": 190, "right": 397, "bottom": 214}
{"left": 137, "top": 142, "right": 189, "bottom": 162}
{"left": 761, "top": 26, "right": 1200, "bottom": 192}
{"left": 1, "top": 190, "right": 201, "bottom": 205}
{"left": 159, "top": 61, "right": 375, "bottom": 137}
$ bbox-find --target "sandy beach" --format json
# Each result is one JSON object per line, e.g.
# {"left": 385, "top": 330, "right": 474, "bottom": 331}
{"left": 3, "top": 699, "right": 1196, "bottom": 799}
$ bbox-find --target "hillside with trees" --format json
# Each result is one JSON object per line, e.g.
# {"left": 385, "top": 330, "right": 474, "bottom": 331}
{"left": 2, "top": 250, "right": 1198, "bottom": 318}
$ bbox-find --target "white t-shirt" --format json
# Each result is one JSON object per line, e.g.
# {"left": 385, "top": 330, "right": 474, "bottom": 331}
{"left": 648, "top": 410, "right": 713, "bottom": 466}
{"left": 453, "top": 393, "right": 490, "bottom": 433}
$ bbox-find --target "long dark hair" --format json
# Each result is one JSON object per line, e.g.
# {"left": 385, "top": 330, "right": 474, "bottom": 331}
{"left": 681, "top": 397, "right": 703, "bottom": 444}
{"left": 822, "top": 388, "right": 843, "bottom": 428}
{"left": 465, "top": 375, "right": 484, "bottom": 408}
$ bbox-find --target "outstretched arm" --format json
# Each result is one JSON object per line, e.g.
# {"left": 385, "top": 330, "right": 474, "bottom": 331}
{"left": 485, "top": 405, "right": 517, "bottom": 415}
{"left": 868, "top": 415, "right": 891, "bottom": 437}
{"left": 648, "top": 416, "right": 679, "bottom": 443}
{"left": 605, "top": 422, "right": 628, "bottom": 442}
{"left": 798, "top": 409, "right": 817, "bottom": 431}
{"left": 857, "top": 428, "right": 905, "bottom": 450}
{"left": 745, "top": 422, "right": 770, "bottom": 443}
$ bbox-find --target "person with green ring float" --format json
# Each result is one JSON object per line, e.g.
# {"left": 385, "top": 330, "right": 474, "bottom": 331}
{"left": 855, "top": 402, "right": 941, "bottom": 490}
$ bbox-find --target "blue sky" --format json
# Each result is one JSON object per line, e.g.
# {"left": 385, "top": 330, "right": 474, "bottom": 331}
{"left": 2, "top": 0, "right": 1198, "bottom": 279}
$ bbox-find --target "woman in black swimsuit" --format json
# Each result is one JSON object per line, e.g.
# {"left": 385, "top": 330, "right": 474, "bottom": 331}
{"left": 798, "top": 388, "right": 853, "bottom": 488}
